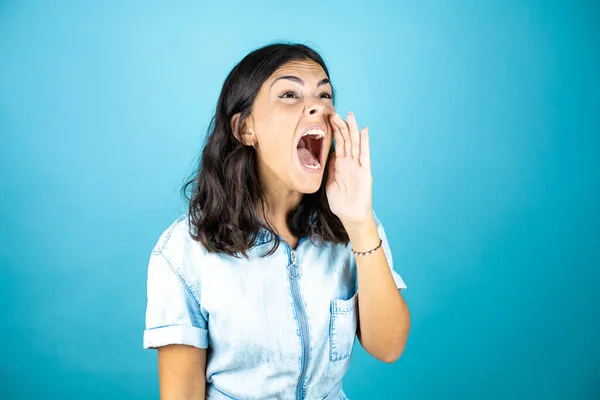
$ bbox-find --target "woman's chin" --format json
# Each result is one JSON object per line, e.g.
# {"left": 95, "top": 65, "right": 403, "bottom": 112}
{"left": 293, "top": 173, "right": 324, "bottom": 194}
{"left": 289, "top": 157, "right": 325, "bottom": 194}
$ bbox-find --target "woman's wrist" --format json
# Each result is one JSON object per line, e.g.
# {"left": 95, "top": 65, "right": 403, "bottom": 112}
{"left": 345, "top": 219, "right": 380, "bottom": 254}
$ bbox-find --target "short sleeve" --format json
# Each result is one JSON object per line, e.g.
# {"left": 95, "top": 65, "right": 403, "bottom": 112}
{"left": 373, "top": 210, "right": 407, "bottom": 291}
{"left": 143, "top": 251, "right": 209, "bottom": 349}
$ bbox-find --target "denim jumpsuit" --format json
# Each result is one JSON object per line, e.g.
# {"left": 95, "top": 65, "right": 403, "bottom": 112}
{"left": 143, "top": 210, "right": 407, "bottom": 399}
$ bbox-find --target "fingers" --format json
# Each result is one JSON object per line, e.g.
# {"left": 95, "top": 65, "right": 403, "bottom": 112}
{"left": 347, "top": 112, "right": 360, "bottom": 159}
{"left": 359, "top": 126, "right": 370, "bottom": 168}
{"left": 330, "top": 114, "right": 345, "bottom": 158}
{"left": 330, "top": 113, "right": 351, "bottom": 158}
{"left": 329, "top": 112, "right": 369, "bottom": 165}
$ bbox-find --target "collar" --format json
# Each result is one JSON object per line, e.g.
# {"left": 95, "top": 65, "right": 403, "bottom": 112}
{"left": 252, "top": 228, "right": 275, "bottom": 248}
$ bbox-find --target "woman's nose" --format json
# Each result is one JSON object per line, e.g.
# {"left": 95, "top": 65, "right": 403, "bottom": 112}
{"left": 305, "top": 99, "right": 333, "bottom": 116}
{"left": 306, "top": 102, "right": 325, "bottom": 116}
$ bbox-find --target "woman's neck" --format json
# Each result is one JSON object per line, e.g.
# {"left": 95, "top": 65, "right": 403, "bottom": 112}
{"left": 256, "top": 163, "right": 304, "bottom": 246}
{"left": 260, "top": 189, "right": 301, "bottom": 225}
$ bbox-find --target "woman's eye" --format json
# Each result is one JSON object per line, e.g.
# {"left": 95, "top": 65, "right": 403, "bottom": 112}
{"left": 279, "top": 91, "right": 332, "bottom": 100}
{"left": 280, "top": 90, "right": 299, "bottom": 99}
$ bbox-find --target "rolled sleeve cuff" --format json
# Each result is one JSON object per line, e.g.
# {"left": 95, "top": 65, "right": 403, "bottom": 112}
{"left": 143, "top": 325, "right": 208, "bottom": 349}
{"left": 391, "top": 270, "right": 407, "bottom": 291}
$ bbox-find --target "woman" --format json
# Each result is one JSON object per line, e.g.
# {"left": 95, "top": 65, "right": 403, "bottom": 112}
{"left": 143, "top": 42, "right": 410, "bottom": 399}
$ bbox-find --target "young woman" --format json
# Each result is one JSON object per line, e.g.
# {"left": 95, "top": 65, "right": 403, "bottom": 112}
{"left": 143, "top": 42, "right": 410, "bottom": 400}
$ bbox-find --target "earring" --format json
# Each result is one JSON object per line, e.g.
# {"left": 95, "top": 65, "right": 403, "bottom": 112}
{"left": 249, "top": 131, "right": 257, "bottom": 150}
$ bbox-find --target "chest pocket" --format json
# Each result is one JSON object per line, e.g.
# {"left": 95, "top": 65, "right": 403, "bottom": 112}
{"left": 329, "top": 292, "right": 358, "bottom": 361}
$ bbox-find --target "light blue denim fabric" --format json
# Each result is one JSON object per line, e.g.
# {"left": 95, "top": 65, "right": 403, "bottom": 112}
{"left": 143, "top": 210, "right": 406, "bottom": 399}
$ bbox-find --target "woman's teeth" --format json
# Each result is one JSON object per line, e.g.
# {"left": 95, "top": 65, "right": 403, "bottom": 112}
{"left": 302, "top": 129, "right": 325, "bottom": 139}
{"left": 303, "top": 160, "right": 321, "bottom": 169}
{"left": 298, "top": 128, "right": 325, "bottom": 170}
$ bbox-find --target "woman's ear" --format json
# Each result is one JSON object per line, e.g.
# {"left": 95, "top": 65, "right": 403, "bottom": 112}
{"left": 230, "top": 113, "right": 242, "bottom": 141}
{"left": 230, "top": 113, "right": 255, "bottom": 147}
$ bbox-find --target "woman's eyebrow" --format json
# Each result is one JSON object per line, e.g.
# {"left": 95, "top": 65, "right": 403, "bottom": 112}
{"left": 270, "top": 76, "right": 330, "bottom": 89}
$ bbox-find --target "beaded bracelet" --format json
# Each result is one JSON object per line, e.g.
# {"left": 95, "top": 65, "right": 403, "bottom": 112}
{"left": 351, "top": 238, "right": 383, "bottom": 256}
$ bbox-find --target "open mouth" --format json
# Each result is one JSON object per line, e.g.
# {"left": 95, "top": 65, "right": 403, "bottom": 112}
{"left": 296, "top": 129, "right": 324, "bottom": 170}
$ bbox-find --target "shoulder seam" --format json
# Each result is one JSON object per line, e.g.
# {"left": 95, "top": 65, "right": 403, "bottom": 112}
{"left": 154, "top": 213, "right": 189, "bottom": 254}
{"left": 153, "top": 251, "right": 202, "bottom": 314}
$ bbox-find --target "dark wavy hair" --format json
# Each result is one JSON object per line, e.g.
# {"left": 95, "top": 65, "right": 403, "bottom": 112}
{"left": 181, "top": 42, "right": 349, "bottom": 258}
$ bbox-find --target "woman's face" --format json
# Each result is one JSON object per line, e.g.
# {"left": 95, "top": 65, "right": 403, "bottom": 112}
{"left": 245, "top": 60, "right": 335, "bottom": 195}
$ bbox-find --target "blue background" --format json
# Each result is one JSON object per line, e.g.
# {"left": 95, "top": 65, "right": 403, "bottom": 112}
{"left": 1, "top": 1, "right": 598, "bottom": 399}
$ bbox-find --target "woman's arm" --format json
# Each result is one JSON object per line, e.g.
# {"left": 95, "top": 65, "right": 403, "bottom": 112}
{"left": 348, "top": 220, "right": 411, "bottom": 364}
{"left": 326, "top": 112, "right": 410, "bottom": 363}
{"left": 157, "top": 344, "right": 207, "bottom": 399}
